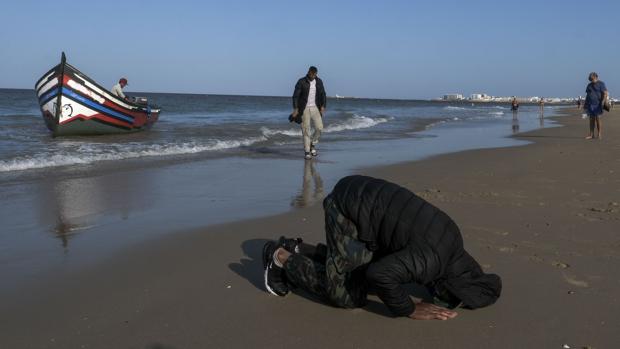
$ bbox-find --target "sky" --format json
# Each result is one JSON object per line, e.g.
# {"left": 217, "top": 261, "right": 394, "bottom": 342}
{"left": 1, "top": 0, "right": 618, "bottom": 99}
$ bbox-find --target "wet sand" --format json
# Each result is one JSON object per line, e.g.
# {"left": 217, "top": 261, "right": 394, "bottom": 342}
{"left": 1, "top": 108, "right": 619, "bottom": 348}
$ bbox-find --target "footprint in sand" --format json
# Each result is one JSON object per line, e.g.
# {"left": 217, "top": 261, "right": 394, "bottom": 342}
{"left": 552, "top": 261, "right": 570, "bottom": 269}
{"left": 561, "top": 271, "right": 589, "bottom": 288}
{"left": 528, "top": 255, "right": 545, "bottom": 263}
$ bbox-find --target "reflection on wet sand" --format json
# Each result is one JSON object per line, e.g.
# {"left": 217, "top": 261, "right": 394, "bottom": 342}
{"left": 291, "top": 160, "right": 324, "bottom": 208}
{"left": 37, "top": 171, "right": 152, "bottom": 250}
{"left": 539, "top": 110, "right": 545, "bottom": 127}
{"left": 512, "top": 111, "right": 520, "bottom": 134}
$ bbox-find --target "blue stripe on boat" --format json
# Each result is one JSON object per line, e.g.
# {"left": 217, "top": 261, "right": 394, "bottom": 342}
{"left": 61, "top": 87, "right": 134, "bottom": 123}
{"left": 39, "top": 87, "right": 60, "bottom": 104}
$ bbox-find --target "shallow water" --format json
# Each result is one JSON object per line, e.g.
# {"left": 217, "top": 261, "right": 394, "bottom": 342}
{"left": 0, "top": 88, "right": 563, "bottom": 295}
{"left": 0, "top": 89, "right": 558, "bottom": 175}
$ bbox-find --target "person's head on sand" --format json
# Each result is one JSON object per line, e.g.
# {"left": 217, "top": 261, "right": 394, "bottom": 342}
{"left": 307, "top": 66, "right": 318, "bottom": 81}
{"left": 119, "top": 78, "right": 128, "bottom": 88}
{"left": 588, "top": 72, "right": 598, "bottom": 83}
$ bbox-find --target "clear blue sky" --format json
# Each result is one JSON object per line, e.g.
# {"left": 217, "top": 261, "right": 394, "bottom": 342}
{"left": 1, "top": 0, "right": 618, "bottom": 99}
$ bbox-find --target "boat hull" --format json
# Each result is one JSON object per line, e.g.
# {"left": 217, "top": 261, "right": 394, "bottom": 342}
{"left": 35, "top": 55, "right": 160, "bottom": 136}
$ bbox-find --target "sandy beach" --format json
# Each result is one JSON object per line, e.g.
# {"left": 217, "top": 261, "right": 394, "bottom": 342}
{"left": 1, "top": 107, "right": 619, "bottom": 348}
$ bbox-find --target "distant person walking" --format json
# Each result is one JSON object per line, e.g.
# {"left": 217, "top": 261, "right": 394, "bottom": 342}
{"left": 539, "top": 97, "right": 545, "bottom": 113}
{"left": 510, "top": 97, "right": 519, "bottom": 112}
{"left": 111, "top": 78, "right": 129, "bottom": 101}
{"left": 576, "top": 97, "right": 582, "bottom": 109}
{"left": 584, "top": 72, "right": 608, "bottom": 140}
{"left": 292, "top": 66, "right": 326, "bottom": 160}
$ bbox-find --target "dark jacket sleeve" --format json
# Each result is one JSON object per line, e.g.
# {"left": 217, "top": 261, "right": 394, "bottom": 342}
{"left": 365, "top": 250, "right": 416, "bottom": 317}
{"left": 292, "top": 79, "right": 302, "bottom": 109}
{"left": 319, "top": 79, "right": 327, "bottom": 108}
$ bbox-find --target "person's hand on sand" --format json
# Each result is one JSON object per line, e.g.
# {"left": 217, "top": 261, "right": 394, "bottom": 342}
{"left": 409, "top": 302, "right": 458, "bottom": 320}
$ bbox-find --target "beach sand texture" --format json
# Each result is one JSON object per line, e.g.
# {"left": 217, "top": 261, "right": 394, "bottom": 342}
{"left": 1, "top": 108, "right": 619, "bottom": 348}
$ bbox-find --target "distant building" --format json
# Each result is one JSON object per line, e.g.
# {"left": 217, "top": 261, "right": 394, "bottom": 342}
{"left": 469, "top": 93, "right": 491, "bottom": 101}
{"left": 443, "top": 94, "right": 463, "bottom": 101}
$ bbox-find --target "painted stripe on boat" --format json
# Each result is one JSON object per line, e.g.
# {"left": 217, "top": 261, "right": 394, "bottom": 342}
{"left": 39, "top": 88, "right": 60, "bottom": 105}
{"left": 37, "top": 78, "right": 59, "bottom": 97}
{"left": 35, "top": 71, "right": 56, "bottom": 91}
{"left": 69, "top": 71, "right": 136, "bottom": 109}
{"left": 61, "top": 87, "right": 134, "bottom": 123}
{"left": 38, "top": 86, "right": 137, "bottom": 124}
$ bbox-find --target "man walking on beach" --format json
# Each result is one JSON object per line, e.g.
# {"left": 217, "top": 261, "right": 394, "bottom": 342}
{"left": 584, "top": 72, "right": 608, "bottom": 140}
{"left": 263, "top": 175, "right": 502, "bottom": 320}
{"left": 292, "top": 66, "right": 326, "bottom": 160}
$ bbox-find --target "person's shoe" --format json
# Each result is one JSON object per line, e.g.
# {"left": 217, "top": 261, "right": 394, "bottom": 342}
{"left": 277, "top": 236, "right": 303, "bottom": 254}
{"left": 262, "top": 237, "right": 303, "bottom": 268}
{"left": 310, "top": 144, "right": 318, "bottom": 157}
{"left": 304, "top": 152, "right": 312, "bottom": 160}
{"left": 262, "top": 240, "right": 277, "bottom": 269}
{"left": 264, "top": 260, "right": 289, "bottom": 296}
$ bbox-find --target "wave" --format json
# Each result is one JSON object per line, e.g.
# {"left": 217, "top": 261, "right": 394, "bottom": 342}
{"left": 443, "top": 106, "right": 467, "bottom": 110}
{"left": 489, "top": 111, "right": 504, "bottom": 116}
{"left": 0, "top": 137, "right": 267, "bottom": 172}
{"left": 0, "top": 114, "right": 391, "bottom": 172}
{"left": 260, "top": 127, "right": 302, "bottom": 137}
{"left": 260, "top": 114, "right": 389, "bottom": 138}
{"left": 325, "top": 115, "right": 389, "bottom": 132}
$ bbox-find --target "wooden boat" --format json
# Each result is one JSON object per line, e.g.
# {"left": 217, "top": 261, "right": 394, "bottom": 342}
{"left": 35, "top": 53, "right": 160, "bottom": 136}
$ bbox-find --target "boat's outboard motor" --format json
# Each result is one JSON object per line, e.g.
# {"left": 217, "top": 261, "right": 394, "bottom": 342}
{"left": 131, "top": 96, "right": 149, "bottom": 106}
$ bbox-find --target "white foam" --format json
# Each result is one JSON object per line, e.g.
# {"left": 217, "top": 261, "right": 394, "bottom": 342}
{"left": 260, "top": 114, "right": 389, "bottom": 138}
{"left": 489, "top": 111, "right": 504, "bottom": 116}
{"left": 0, "top": 136, "right": 267, "bottom": 172}
{"left": 324, "top": 115, "right": 389, "bottom": 132}
{"left": 444, "top": 106, "right": 467, "bottom": 110}
{"left": 260, "top": 127, "right": 302, "bottom": 137}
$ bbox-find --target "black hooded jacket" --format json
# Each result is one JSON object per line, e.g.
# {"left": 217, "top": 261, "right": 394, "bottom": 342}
{"left": 328, "top": 175, "right": 502, "bottom": 317}
{"left": 292, "top": 76, "right": 326, "bottom": 112}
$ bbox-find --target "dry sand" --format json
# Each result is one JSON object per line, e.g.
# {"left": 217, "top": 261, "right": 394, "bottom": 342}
{"left": 1, "top": 108, "right": 619, "bottom": 348}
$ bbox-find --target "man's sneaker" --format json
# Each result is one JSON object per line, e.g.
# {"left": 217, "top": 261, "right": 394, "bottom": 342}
{"left": 262, "top": 240, "right": 277, "bottom": 269}
{"left": 264, "top": 260, "right": 289, "bottom": 296}
{"left": 304, "top": 152, "right": 312, "bottom": 160}
{"left": 277, "top": 236, "right": 303, "bottom": 254}
{"left": 262, "top": 237, "right": 303, "bottom": 268}
{"left": 310, "top": 144, "right": 318, "bottom": 157}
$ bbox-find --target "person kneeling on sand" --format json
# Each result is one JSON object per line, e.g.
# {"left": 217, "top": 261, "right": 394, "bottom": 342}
{"left": 263, "top": 175, "right": 502, "bottom": 320}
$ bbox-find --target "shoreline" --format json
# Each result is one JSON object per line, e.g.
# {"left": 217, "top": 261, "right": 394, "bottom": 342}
{"left": 2, "top": 107, "right": 619, "bottom": 348}
{"left": 0, "top": 103, "right": 554, "bottom": 294}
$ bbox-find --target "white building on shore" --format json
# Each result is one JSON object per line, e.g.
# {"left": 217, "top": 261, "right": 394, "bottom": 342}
{"left": 443, "top": 94, "right": 464, "bottom": 101}
{"left": 470, "top": 93, "right": 492, "bottom": 101}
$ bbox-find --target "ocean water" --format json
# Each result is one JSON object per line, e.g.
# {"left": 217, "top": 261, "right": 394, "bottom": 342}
{"left": 0, "top": 88, "right": 565, "bottom": 293}
{"left": 0, "top": 88, "right": 556, "bottom": 175}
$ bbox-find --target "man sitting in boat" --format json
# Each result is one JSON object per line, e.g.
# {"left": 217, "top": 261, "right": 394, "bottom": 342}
{"left": 111, "top": 78, "right": 129, "bottom": 100}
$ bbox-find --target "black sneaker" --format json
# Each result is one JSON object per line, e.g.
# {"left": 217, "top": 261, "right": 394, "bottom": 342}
{"left": 262, "top": 240, "right": 277, "bottom": 269}
{"left": 277, "top": 236, "right": 303, "bottom": 254}
{"left": 310, "top": 144, "right": 318, "bottom": 157}
{"left": 264, "top": 260, "right": 289, "bottom": 296}
{"left": 262, "top": 237, "right": 303, "bottom": 269}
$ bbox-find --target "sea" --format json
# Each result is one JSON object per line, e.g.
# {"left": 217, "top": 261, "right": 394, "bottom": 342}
{"left": 0, "top": 89, "right": 555, "bottom": 174}
{"left": 0, "top": 88, "right": 565, "bottom": 294}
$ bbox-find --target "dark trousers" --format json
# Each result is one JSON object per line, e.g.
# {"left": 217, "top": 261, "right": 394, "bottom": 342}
{"left": 284, "top": 196, "right": 374, "bottom": 308}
